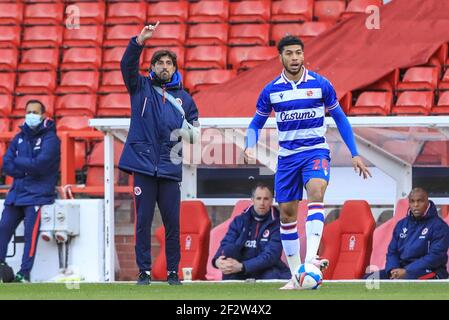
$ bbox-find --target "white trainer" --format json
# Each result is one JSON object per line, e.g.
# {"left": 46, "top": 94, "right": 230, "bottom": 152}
{"left": 279, "top": 277, "right": 300, "bottom": 290}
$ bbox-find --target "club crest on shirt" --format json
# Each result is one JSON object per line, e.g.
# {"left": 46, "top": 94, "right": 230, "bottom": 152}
{"left": 307, "top": 90, "right": 314, "bottom": 97}
{"left": 176, "top": 98, "right": 183, "bottom": 106}
{"left": 263, "top": 229, "right": 270, "bottom": 238}
{"left": 421, "top": 228, "right": 428, "bottom": 235}
{"left": 134, "top": 186, "right": 142, "bottom": 196}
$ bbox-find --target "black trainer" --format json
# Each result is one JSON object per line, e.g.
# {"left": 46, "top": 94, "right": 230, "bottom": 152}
{"left": 167, "top": 271, "right": 182, "bottom": 285}
{"left": 136, "top": 271, "right": 151, "bottom": 285}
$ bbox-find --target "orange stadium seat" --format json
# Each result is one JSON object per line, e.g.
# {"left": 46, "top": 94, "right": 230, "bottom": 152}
{"left": 391, "top": 91, "right": 434, "bottom": 116}
{"left": 106, "top": 2, "right": 146, "bottom": 25}
{"left": 341, "top": 0, "right": 383, "bottom": 20}
{"left": 142, "top": 47, "right": 185, "bottom": 70}
{"left": 153, "top": 201, "right": 211, "bottom": 281}
{"left": 370, "top": 199, "right": 409, "bottom": 270}
{"left": 314, "top": 0, "right": 346, "bottom": 22}
{"left": 0, "top": 48, "right": 18, "bottom": 71}
{"left": 102, "top": 47, "right": 128, "bottom": 70}
{"left": 0, "top": 94, "right": 12, "bottom": 117}
{"left": 297, "top": 21, "right": 333, "bottom": 42}
{"left": 68, "top": 1, "right": 106, "bottom": 25}
{"left": 188, "top": 0, "right": 229, "bottom": 23}
{"left": 185, "top": 46, "right": 227, "bottom": 70}
{"left": 19, "top": 48, "right": 59, "bottom": 71}
{"left": 63, "top": 25, "right": 104, "bottom": 47}
{"left": 438, "top": 68, "right": 449, "bottom": 90}
{"left": 228, "top": 46, "right": 278, "bottom": 71}
{"left": 23, "top": 3, "right": 63, "bottom": 25}
{"left": 184, "top": 70, "right": 237, "bottom": 94}
{"left": 397, "top": 67, "right": 439, "bottom": 91}
{"left": 98, "top": 93, "right": 131, "bottom": 117}
{"left": 61, "top": 47, "right": 102, "bottom": 71}
{"left": 320, "top": 200, "right": 375, "bottom": 279}
{"left": 229, "top": 0, "right": 271, "bottom": 24}
{"left": 270, "top": 23, "right": 304, "bottom": 45}
{"left": 55, "top": 94, "right": 97, "bottom": 117}
{"left": 0, "top": 72, "right": 15, "bottom": 94}
{"left": 271, "top": 0, "right": 314, "bottom": 23}
{"left": 16, "top": 71, "right": 56, "bottom": 95}
{"left": 228, "top": 24, "right": 270, "bottom": 46}
{"left": 13, "top": 94, "right": 55, "bottom": 117}
{"left": 0, "top": 26, "right": 21, "bottom": 47}
{"left": 186, "top": 23, "right": 228, "bottom": 46}
{"left": 431, "top": 91, "right": 449, "bottom": 115}
{"left": 349, "top": 91, "right": 393, "bottom": 116}
{"left": 99, "top": 70, "right": 127, "bottom": 94}
{"left": 147, "top": 24, "right": 186, "bottom": 47}
{"left": 104, "top": 25, "right": 143, "bottom": 47}
{"left": 57, "top": 71, "right": 100, "bottom": 94}
{"left": 147, "top": 1, "right": 189, "bottom": 24}
{"left": 0, "top": 3, "right": 23, "bottom": 25}
{"left": 22, "top": 26, "right": 63, "bottom": 48}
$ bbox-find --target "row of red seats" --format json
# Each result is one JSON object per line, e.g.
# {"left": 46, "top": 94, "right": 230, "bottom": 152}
{"left": 0, "top": 0, "right": 383, "bottom": 26}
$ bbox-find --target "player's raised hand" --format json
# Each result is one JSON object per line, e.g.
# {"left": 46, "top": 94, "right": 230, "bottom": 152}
{"left": 352, "top": 155, "right": 372, "bottom": 179}
{"left": 137, "top": 21, "right": 160, "bottom": 45}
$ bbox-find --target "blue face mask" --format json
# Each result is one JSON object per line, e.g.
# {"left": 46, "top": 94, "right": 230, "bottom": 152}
{"left": 25, "top": 113, "right": 42, "bottom": 128}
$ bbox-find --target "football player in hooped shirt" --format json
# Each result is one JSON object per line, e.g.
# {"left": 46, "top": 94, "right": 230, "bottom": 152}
{"left": 244, "top": 36, "right": 372, "bottom": 289}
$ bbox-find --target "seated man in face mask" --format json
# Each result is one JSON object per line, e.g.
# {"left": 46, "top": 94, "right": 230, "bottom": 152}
{"left": 0, "top": 100, "right": 60, "bottom": 283}
{"left": 212, "top": 183, "right": 291, "bottom": 280}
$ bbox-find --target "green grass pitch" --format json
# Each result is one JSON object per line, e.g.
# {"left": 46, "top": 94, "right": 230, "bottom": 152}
{"left": 1, "top": 281, "right": 449, "bottom": 300}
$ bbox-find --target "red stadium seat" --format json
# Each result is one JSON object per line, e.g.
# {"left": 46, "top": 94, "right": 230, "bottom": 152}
{"left": 19, "top": 48, "right": 59, "bottom": 71}
{"left": 397, "top": 67, "right": 439, "bottom": 91}
{"left": 0, "top": 26, "right": 21, "bottom": 47}
{"left": 391, "top": 91, "right": 434, "bottom": 116}
{"left": 55, "top": 94, "right": 97, "bottom": 117}
{"left": 341, "top": 0, "right": 383, "bottom": 20}
{"left": 61, "top": 47, "right": 102, "bottom": 71}
{"left": 228, "top": 24, "right": 270, "bottom": 46}
{"left": 0, "top": 48, "right": 18, "bottom": 71}
{"left": 0, "top": 72, "right": 15, "bottom": 94}
{"left": 0, "top": 3, "right": 23, "bottom": 25}
{"left": 370, "top": 199, "right": 408, "bottom": 270}
{"left": 10, "top": 118, "right": 24, "bottom": 134}
{"left": 88, "top": 140, "right": 124, "bottom": 167}
{"left": 16, "top": 71, "right": 56, "bottom": 95}
{"left": 99, "top": 71, "right": 127, "bottom": 94}
{"left": 184, "top": 70, "right": 237, "bottom": 94}
{"left": 85, "top": 167, "right": 120, "bottom": 189}
{"left": 185, "top": 46, "right": 227, "bottom": 70}
{"left": 0, "top": 95, "right": 12, "bottom": 117}
{"left": 438, "top": 68, "right": 449, "bottom": 91}
{"left": 102, "top": 47, "right": 128, "bottom": 70}
{"left": 314, "top": 0, "right": 346, "bottom": 22}
{"left": 228, "top": 46, "right": 278, "bottom": 71}
{"left": 339, "top": 92, "right": 352, "bottom": 115}
{"left": 206, "top": 200, "right": 252, "bottom": 280}
{"left": 56, "top": 115, "right": 91, "bottom": 132}
{"left": 153, "top": 201, "right": 211, "bottom": 281}
{"left": 297, "top": 21, "right": 333, "bottom": 42}
{"left": 22, "top": 26, "right": 63, "bottom": 48}
{"left": 98, "top": 93, "right": 131, "bottom": 117}
{"left": 364, "top": 69, "right": 399, "bottom": 92}
{"left": 0, "top": 117, "right": 10, "bottom": 132}
{"left": 24, "top": 3, "right": 63, "bottom": 25}
{"left": 431, "top": 91, "right": 449, "bottom": 115}
{"left": 349, "top": 91, "right": 393, "bottom": 116}
{"left": 186, "top": 23, "right": 228, "bottom": 46}
{"left": 63, "top": 25, "right": 104, "bottom": 47}
{"left": 142, "top": 47, "right": 184, "bottom": 70}
{"left": 270, "top": 23, "right": 303, "bottom": 45}
{"left": 147, "top": 24, "right": 186, "bottom": 47}
{"left": 229, "top": 0, "right": 271, "bottom": 23}
{"left": 104, "top": 25, "right": 143, "bottom": 47}
{"left": 13, "top": 94, "right": 55, "bottom": 117}
{"left": 320, "top": 200, "right": 375, "bottom": 279}
{"left": 67, "top": 2, "right": 106, "bottom": 25}
{"left": 57, "top": 71, "right": 100, "bottom": 94}
{"left": 106, "top": 2, "right": 146, "bottom": 25}
{"left": 427, "top": 43, "right": 447, "bottom": 73}
{"left": 188, "top": 0, "right": 229, "bottom": 23}
{"left": 147, "top": 1, "right": 189, "bottom": 24}
{"left": 271, "top": 0, "right": 314, "bottom": 23}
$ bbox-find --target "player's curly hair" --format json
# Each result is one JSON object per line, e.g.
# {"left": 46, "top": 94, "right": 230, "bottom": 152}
{"left": 277, "top": 35, "right": 304, "bottom": 54}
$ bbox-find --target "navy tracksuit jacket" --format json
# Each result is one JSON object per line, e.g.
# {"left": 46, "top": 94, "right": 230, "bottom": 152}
{"left": 212, "top": 206, "right": 291, "bottom": 280}
{"left": 0, "top": 119, "right": 60, "bottom": 278}
{"left": 119, "top": 37, "right": 199, "bottom": 273}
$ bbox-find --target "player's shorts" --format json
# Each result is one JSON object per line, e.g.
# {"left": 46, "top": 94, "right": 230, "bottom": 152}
{"left": 275, "top": 148, "right": 331, "bottom": 203}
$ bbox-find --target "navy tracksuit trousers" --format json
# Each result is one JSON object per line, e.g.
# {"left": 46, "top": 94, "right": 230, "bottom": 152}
{"left": 133, "top": 173, "right": 180, "bottom": 274}
{"left": 0, "top": 205, "right": 42, "bottom": 278}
